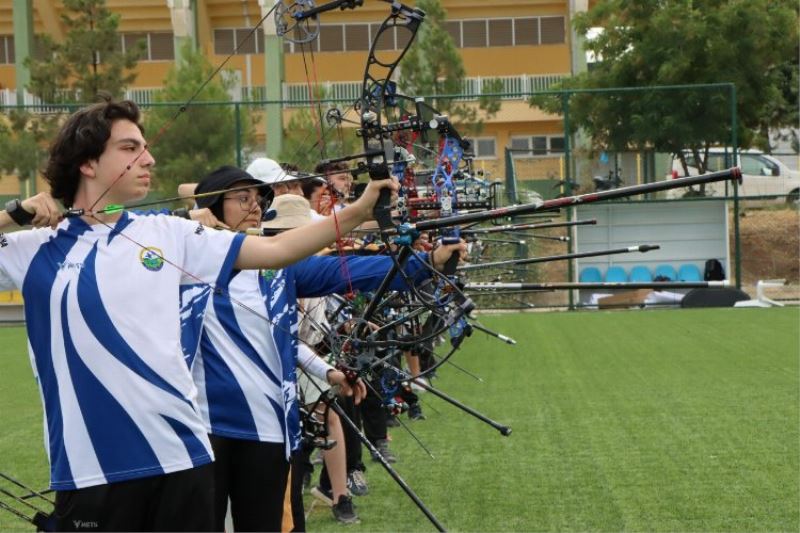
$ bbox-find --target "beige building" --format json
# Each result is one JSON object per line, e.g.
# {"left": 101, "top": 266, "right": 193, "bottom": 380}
{"left": 0, "top": 0, "right": 591, "bottom": 197}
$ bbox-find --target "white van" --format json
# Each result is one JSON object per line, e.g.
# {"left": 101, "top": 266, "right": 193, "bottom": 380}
{"left": 666, "top": 149, "right": 800, "bottom": 203}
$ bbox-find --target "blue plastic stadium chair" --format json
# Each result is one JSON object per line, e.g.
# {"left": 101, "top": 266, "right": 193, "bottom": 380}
{"left": 629, "top": 265, "right": 653, "bottom": 282}
{"left": 654, "top": 264, "right": 677, "bottom": 281}
{"left": 678, "top": 264, "right": 703, "bottom": 282}
{"left": 605, "top": 265, "right": 627, "bottom": 282}
{"left": 579, "top": 267, "right": 603, "bottom": 283}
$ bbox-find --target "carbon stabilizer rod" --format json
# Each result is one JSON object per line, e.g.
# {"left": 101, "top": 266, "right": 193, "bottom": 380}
{"left": 462, "top": 219, "right": 597, "bottom": 235}
{"left": 459, "top": 244, "right": 660, "bottom": 272}
{"left": 469, "top": 321, "right": 517, "bottom": 345}
{"left": 326, "top": 397, "right": 447, "bottom": 532}
{"left": 465, "top": 281, "right": 729, "bottom": 291}
{"left": 409, "top": 377, "right": 512, "bottom": 436}
{"left": 411, "top": 168, "right": 742, "bottom": 232}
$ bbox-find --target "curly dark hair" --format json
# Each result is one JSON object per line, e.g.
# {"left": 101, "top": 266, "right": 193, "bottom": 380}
{"left": 301, "top": 178, "right": 325, "bottom": 200}
{"left": 44, "top": 99, "right": 143, "bottom": 208}
{"left": 313, "top": 160, "right": 348, "bottom": 175}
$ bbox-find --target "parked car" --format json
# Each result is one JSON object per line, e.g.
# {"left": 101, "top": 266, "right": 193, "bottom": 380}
{"left": 666, "top": 148, "right": 800, "bottom": 203}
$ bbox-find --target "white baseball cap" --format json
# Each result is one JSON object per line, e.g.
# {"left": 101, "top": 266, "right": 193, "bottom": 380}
{"left": 246, "top": 157, "right": 286, "bottom": 185}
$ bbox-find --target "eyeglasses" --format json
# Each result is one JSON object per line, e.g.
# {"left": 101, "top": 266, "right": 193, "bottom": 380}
{"left": 223, "top": 194, "right": 264, "bottom": 211}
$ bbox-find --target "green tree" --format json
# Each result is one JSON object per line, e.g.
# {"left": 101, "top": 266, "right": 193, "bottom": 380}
{"left": 397, "top": 0, "right": 501, "bottom": 130}
{"left": 532, "top": 0, "right": 798, "bottom": 182}
{"left": 26, "top": 0, "right": 143, "bottom": 102}
{"left": 0, "top": 0, "right": 142, "bottom": 197}
{"left": 144, "top": 41, "right": 254, "bottom": 195}
{"left": 0, "top": 111, "right": 53, "bottom": 187}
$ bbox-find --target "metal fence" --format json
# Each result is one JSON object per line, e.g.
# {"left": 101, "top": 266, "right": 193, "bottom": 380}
{"left": 1, "top": 84, "right": 797, "bottom": 310}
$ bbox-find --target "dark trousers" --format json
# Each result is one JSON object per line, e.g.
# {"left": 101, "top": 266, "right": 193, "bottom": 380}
{"left": 53, "top": 463, "right": 215, "bottom": 532}
{"left": 210, "top": 435, "right": 289, "bottom": 533}
{"left": 319, "top": 396, "right": 365, "bottom": 491}
{"left": 289, "top": 451, "right": 306, "bottom": 532}
{"left": 362, "top": 382, "right": 388, "bottom": 445}
{"left": 341, "top": 396, "right": 365, "bottom": 470}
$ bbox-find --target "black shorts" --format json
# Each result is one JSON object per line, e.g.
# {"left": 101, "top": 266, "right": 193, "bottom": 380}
{"left": 210, "top": 435, "right": 290, "bottom": 532}
{"left": 53, "top": 463, "right": 215, "bottom": 532}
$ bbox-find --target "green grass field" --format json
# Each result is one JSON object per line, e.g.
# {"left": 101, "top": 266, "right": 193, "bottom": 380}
{"left": 1, "top": 307, "right": 798, "bottom": 532}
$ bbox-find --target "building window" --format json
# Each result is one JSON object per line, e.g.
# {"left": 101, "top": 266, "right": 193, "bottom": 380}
{"left": 462, "top": 20, "right": 487, "bottom": 47}
{"left": 214, "top": 29, "right": 234, "bottom": 55}
{"left": 214, "top": 28, "right": 264, "bottom": 55}
{"left": 122, "top": 32, "right": 175, "bottom": 61}
{"left": 445, "top": 21, "right": 461, "bottom": 47}
{"left": 531, "top": 136, "right": 548, "bottom": 155}
{"left": 234, "top": 28, "right": 258, "bottom": 54}
{"left": 0, "top": 35, "right": 14, "bottom": 64}
{"left": 488, "top": 19, "right": 513, "bottom": 47}
{"left": 282, "top": 15, "right": 566, "bottom": 54}
{"left": 514, "top": 18, "right": 539, "bottom": 45}
{"left": 550, "top": 136, "right": 565, "bottom": 153}
{"left": 319, "top": 24, "right": 344, "bottom": 52}
{"left": 370, "top": 23, "right": 396, "bottom": 51}
{"left": 474, "top": 137, "right": 497, "bottom": 159}
{"left": 344, "top": 24, "right": 370, "bottom": 51}
{"left": 510, "top": 135, "right": 565, "bottom": 157}
{"left": 540, "top": 17, "right": 566, "bottom": 44}
{"left": 510, "top": 136, "right": 531, "bottom": 155}
{"left": 149, "top": 33, "right": 175, "bottom": 60}
{"left": 122, "top": 33, "right": 147, "bottom": 55}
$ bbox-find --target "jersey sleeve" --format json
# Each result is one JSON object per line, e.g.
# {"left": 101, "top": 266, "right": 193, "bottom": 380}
{"left": 0, "top": 228, "right": 55, "bottom": 291}
{"left": 293, "top": 253, "right": 432, "bottom": 298}
{"left": 175, "top": 219, "right": 246, "bottom": 288}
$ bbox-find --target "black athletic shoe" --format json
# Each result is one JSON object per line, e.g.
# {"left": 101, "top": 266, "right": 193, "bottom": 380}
{"left": 371, "top": 439, "right": 397, "bottom": 463}
{"left": 332, "top": 495, "right": 360, "bottom": 524}
{"left": 408, "top": 403, "right": 426, "bottom": 420}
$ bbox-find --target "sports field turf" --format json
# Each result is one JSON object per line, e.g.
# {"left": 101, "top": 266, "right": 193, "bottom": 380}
{"left": 1, "top": 307, "right": 798, "bottom": 531}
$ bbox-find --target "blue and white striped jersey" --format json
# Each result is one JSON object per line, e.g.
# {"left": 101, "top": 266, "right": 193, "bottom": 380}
{"left": 0, "top": 213, "right": 244, "bottom": 490}
{"left": 181, "top": 253, "right": 432, "bottom": 457}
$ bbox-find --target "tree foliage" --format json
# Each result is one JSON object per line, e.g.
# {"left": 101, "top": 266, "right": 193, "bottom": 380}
{"left": 397, "top": 0, "right": 501, "bottom": 131}
{"left": 0, "top": 111, "right": 55, "bottom": 183}
{"left": 532, "top": 0, "right": 799, "bottom": 176}
{"left": 279, "top": 86, "right": 360, "bottom": 170}
{"left": 27, "top": 0, "right": 143, "bottom": 102}
{"left": 0, "top": 0, "right": 141, "bottom": 191}
{"left": 144, "top": 41, "right": 254, "bottom": 195}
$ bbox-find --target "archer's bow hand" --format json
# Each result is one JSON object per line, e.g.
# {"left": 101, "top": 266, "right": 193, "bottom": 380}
{"left": 431, "top": 240, "right": 468, "bottom": 273}
{"left": 327, "top": 369, "right": 367, "bottom": 405}
{"left": 351, "top": 177, "right": 400, "bottom": 224}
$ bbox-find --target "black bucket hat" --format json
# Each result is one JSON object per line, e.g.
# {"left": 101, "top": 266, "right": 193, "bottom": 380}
{"left": 194, "top": 165, "right": 269, "bottom": 222}
{"left": 194, "top": 165, "right": 267, "bottom": 209}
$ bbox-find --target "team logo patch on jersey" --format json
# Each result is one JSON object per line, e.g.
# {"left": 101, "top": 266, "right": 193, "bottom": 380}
{"left": 139, "top": 247, "right": 165, "bottom": 272}
{"left": 0, "top": 233, "right": 7, "bottom": 248}
{"left": 261, "top": 269, "right": 275, "bottom": 281}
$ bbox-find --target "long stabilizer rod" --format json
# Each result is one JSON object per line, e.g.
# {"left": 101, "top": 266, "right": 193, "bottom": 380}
{"left": 465, "top": 281, "right": 728, "bottom": 291}
{"left": 412, "top": 168, "right": 742, "bottom": 232}
{"left": 459, "top": 244, "right": 660, "bottom": 272}
{"left": 462, "top": 219, "right": 597, "bottom": 235}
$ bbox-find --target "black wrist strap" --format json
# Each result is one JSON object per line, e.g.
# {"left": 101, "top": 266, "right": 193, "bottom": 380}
{"left": 171, "top": 208, "right": 191, "bottom": 219}
{"left": 4, "top": 199, "right": 35, "bottom": 226}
